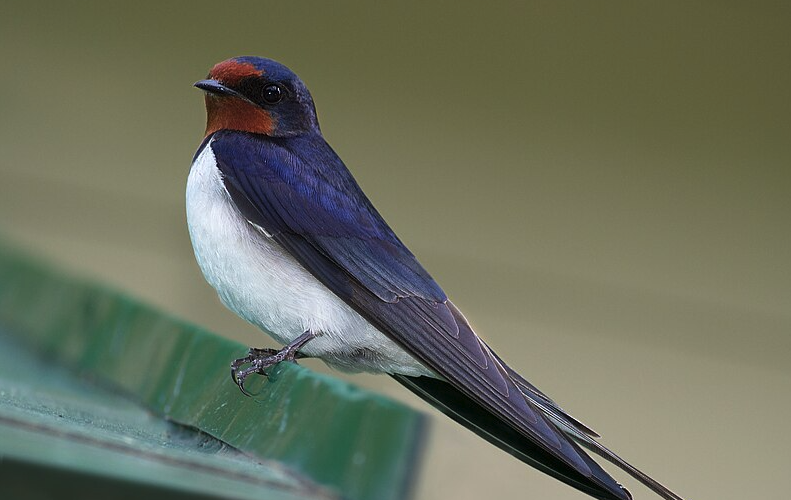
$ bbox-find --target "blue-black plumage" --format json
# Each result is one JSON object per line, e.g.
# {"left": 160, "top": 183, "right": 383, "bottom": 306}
{"left": 187, "top": 56, "right": 684, "bottom": 500}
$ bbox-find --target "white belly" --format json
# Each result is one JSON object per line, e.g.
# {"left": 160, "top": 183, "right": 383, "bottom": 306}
{"left": 185, "top": 140, "right": 431, "bottom": 376}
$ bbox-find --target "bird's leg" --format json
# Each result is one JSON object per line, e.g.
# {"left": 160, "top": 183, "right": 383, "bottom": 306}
{"left": 229, "top": 347, "right": 308, "bottom": 381}
{"left": 231, "top": 330, "right": 317, "bottom": 396}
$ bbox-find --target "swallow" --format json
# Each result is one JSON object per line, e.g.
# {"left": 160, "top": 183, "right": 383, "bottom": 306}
{"left": 187, "top": 56, "right": 685, "bottom": 500}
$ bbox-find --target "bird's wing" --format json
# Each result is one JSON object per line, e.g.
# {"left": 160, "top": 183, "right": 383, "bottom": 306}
{"left": 391, "top": 374, "right": 619, "bottom": 500}
{"left": 209, "top": 130, "right": 629, "bottom": 500}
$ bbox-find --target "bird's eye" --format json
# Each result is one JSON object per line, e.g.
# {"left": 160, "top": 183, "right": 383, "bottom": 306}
{"left": 262, "top": 84, "right": 284, "bottom": 104}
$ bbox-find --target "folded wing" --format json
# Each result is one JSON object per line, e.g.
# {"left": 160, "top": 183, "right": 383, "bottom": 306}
{"left": 210, "top": 130, "right": 631, "bottom": 500}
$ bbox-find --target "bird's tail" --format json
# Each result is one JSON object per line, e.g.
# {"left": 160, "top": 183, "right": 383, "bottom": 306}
{"left": 502, "top": 365, "right": 686, "bottom": 500}
{"left": 392, "top": 374, "right": 632, "bottom": 500}
{"left": 575, "top": 435, "right": 685, "bottom": 500}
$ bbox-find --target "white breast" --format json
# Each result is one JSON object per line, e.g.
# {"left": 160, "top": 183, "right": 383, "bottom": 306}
{"left": 185, "top": 140, "right": 431, "bottom": 377}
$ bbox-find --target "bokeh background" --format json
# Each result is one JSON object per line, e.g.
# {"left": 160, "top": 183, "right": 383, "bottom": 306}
{"left": 1, "top": 2, "right": 789, "bottom": 499}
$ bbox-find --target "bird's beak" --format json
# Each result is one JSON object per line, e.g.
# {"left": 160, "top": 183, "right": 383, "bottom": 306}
{"left": 194, "top": 79, "right": 241, "bottom": 98}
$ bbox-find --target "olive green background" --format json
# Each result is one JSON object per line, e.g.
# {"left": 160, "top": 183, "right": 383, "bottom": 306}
{"left": 1, "top": 2, "right": 789, "bottom": 500}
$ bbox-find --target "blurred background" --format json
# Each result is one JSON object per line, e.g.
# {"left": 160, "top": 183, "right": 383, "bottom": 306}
{"left": 1, "top": 2, "right": 789, "bottom": 499}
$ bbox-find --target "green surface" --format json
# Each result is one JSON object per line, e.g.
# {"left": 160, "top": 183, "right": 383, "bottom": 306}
{"left": 0, "top": 333, "right": 332, "bottom": 500}
{"left": 0, "top": 243, "right": 426, "bottom": 500}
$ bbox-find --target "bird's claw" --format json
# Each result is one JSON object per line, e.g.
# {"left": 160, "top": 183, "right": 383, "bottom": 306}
{"left": 230, "top": 346, "right": 303, "bottom": 396}
{"left": 230, "top": 332, "right": 317, "bottom": 396}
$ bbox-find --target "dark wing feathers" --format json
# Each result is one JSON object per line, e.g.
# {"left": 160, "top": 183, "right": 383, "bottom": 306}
{"left": 210, "top": 130, "right": 631, "bottom": 500}
{"left": 494, "top": 351, "right": 602, "bottom": 438}
{"left": 391, "top": 375, "right": 630, "bottom": 500}
{"left": 218, "top": 133, "right": 444, "bottom": 303}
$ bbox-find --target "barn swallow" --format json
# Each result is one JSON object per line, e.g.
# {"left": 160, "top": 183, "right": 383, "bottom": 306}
{"left": 187, "top": 56, "right": 685, "bottom": 500}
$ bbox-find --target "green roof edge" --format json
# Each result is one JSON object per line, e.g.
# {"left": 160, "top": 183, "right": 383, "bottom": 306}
{"left": 0, "top": 241, "right": 427, "bottom": 500}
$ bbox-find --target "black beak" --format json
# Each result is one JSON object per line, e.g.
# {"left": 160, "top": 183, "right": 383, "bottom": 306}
{"left": 194, "top": 79, "right": 241, "bottom": 98}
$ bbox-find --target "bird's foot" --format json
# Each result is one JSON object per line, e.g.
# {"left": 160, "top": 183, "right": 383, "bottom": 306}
{"left": 230, "top": 330, "right": 316, "bottom": 396}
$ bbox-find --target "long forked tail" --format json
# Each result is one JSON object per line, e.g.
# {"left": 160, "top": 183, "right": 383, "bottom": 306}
{"left": 392, "top": 374, "right": 632, "bottom": 500}
{"left": 501, "top": 364, "right": 686, "bottom": 500}
{"left": 575, "top": 436, "right": 684, "bottom": 500}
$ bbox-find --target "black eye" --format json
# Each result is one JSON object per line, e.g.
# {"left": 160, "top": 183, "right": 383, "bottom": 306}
{"left": 262, "top": 84, "right": 284, "bottom": 104}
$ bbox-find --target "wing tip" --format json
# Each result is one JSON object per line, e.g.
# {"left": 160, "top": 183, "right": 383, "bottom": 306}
{"left": 393, "top": 374, "right": 633, "bottom": 500}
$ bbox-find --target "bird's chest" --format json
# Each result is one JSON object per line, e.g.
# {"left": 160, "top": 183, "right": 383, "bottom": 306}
{"left": 186, "top": 143, "right": 335, "bottom": 344}
{"left": 185, "top": 141, "right": 430, "bottom": 377}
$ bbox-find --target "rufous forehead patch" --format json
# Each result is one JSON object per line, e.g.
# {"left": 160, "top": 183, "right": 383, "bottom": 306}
{"left": 209, "top": 59, "right": 264, "bottom": 86}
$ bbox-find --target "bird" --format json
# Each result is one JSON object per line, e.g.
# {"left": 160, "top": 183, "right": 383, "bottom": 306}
{"left": 187, "top": 56, "right": 685, "bottom": 500}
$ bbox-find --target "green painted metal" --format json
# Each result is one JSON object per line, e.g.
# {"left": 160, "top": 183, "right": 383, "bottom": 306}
{"left": 0, "top": 242, "right": 427, "bottom": 500}
{"left": 0, "top": 333, "right": 335, "bottom": 500}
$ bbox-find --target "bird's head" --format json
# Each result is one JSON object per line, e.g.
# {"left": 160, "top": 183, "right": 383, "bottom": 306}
{"left": 195, "top": 56, "right": 319, "bottom": 138}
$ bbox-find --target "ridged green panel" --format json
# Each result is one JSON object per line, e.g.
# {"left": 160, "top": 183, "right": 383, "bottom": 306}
{"left": 0, "top": 243, "right": 426, "bottom": 500}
